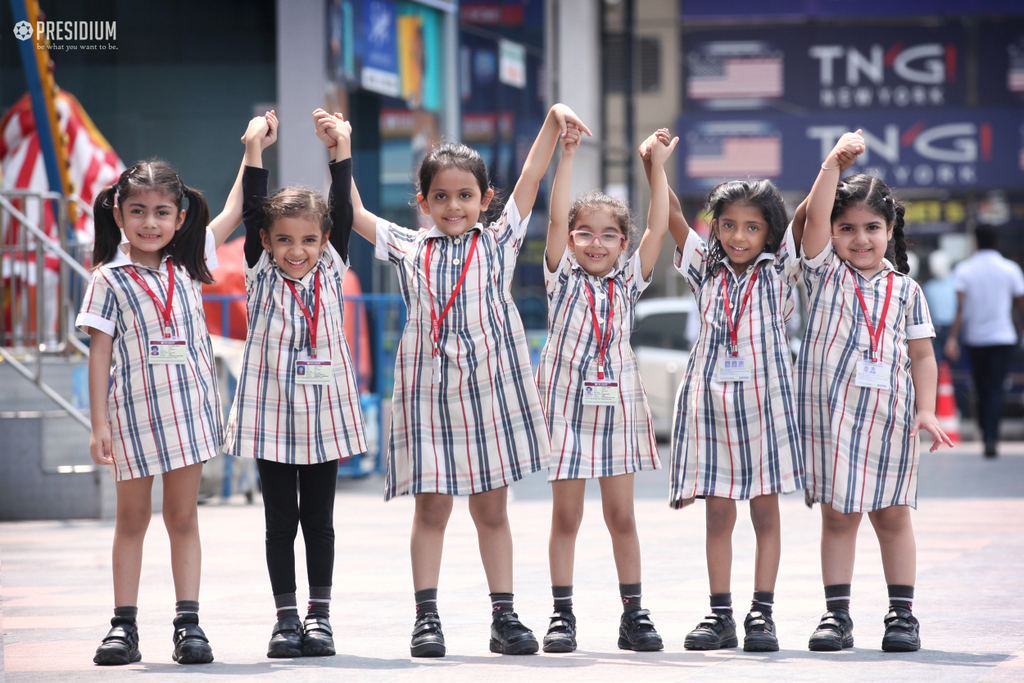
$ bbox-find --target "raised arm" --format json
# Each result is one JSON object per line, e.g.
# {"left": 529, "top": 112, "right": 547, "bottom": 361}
{"left": 637, "top": 131, "right": 679, "bottom": 279}
{"left": 640, "top": 130, "right": 690, "bottom": 251}
{"left": 240, "top": 112, "right": 278, "bottom": 268}
{"left": 313, "top": 109, "right": 355, "bottom": 262}
{"left": 209, "top": 162, "right": 244, "bottom": 248}
{"left": 209, "top": 112, "right": 276, "bottom": 247}
{"left": 802, "top": 129, "right": 864, "bottom": 259}
{"left": 545, "top": 124, "right": 580, "bottom": 271}
{"left": 312, "top": 109, "right": 379, "bottom": 245}
{"left": 512, "top": 103, "right": 592, "bottom": 219}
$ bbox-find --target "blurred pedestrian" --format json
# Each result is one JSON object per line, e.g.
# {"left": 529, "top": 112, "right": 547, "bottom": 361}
{"left": 922, "top": 250, "right": 957, "bottom": 364}
{"left": 945, "top": 225, "right": 1024, "bottom": 457}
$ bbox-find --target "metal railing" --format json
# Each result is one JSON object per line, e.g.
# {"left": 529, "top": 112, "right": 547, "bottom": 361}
{"left": 0, "top": 189, "right": 93, "bottom": 430}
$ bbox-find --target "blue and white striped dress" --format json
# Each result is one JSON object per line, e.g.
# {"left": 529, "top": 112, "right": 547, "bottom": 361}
{"left": 76, "top": 231, "right": 222, "bottom": 481}
{"left": 798, "top": 243, "right": 934, "bottom": 514}
{"left": 538, "top": 248, "right": 659, "bottom": 480}
{"left": 669, "top": 228, "right": 804, "bottom": 508}
{"left": 375, "top": 201, "right": 549, "bottom": 500}
{"left": 222, "top": 244, "right": 366, "bottom": 464}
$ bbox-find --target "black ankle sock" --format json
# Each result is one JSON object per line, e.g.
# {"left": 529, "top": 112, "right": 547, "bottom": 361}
{"left": 552, "top": 585, "right": 573, "bottom": 614}
{"left": 824, "top": 584, "right": 851, "bottom": 612}
{"left": 113, "top": 606, "right": 138, "bottom": 625}
{"left": 887, "top": 584, "right": 914, "bottom": 613}
{"left": 751, "top": 590, "right": 774, "bottom": 617}
{"left": 710, "top": 592, "right": 732, "bottom": 617}
{"left": 490, "top": 592, "right": 514, "bottom": 616}
{"left": 274, "top": 592, "right": 299, "bottom": 621}
{"left": 415, "top": 588, "right": 438, "bottom": 616}
{"left": 173, "top": 600, "right": 199, "bottom": 626}
{"left": 620, "top": 583, "right": 642, "bottom": 613}
{"left": 308, "top": 585, "right": 331, "bottom": 618}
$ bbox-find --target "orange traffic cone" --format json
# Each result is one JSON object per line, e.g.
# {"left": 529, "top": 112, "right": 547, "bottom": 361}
{"left": 936, "top": 360, "right": 960, "bottom": 445}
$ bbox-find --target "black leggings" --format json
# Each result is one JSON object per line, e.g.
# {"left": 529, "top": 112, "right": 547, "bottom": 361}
{"left": 256, "top": 458, "right": 339, "bottom": 595}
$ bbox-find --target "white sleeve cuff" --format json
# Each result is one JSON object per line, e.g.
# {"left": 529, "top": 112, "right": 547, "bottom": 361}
{"left": 76, "top": 312, "right": 115, "bottom": 337}
{"left": 906, "top": 323, "right": 936, "bottom": 340}
{"left": 374, "top": 218, "right": 391, "bottom": 261}
{"left": 204, "top": 229, "right": 219, "bottom": 271}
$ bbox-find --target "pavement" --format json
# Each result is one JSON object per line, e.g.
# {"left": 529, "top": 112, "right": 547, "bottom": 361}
{"left": 1, "top": 440, "right": 1023, "bottom": 682}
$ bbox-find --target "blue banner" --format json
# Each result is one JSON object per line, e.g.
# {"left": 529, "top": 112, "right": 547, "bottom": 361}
{"left": 675, "top": 109, "right": 1024, "bottom": 194}
{"left": 684, "top": 25, "right": 966, "bottom": 111}
{"left": 978, "top": 19, "right": 1024, "bottom": 106}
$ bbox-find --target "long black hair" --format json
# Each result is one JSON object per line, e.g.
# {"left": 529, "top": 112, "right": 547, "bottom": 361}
{"left": 93, "top": 159, "right": 213, "bottom": 283}
{"left": 702, "top": 179, "right": 787, "bottom": 281}
{"left": 831, "top": 173, "right": 909, "bottom": 274}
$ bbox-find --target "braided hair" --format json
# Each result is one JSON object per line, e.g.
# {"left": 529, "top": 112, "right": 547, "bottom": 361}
{"left": 831, "top": 173, "right": 909, "bottom": 274}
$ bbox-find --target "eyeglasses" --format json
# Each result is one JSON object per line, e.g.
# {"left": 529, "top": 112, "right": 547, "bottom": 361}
{"left": 570, "top": 230, "right": 627, "bottom": 247}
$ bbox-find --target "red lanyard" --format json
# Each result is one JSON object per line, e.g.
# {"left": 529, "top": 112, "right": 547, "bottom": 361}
{"left": 424, "top": 232, "right": 479, "bottom": 357}
{"left": 583, "top": 278, "right": 615, "bottom": 380}
{"left": 126, "top": 265, "right": 175, "bottom": 337}
{"left": 720, "top": 265, "right": 760, "bottom": 357}
{"left": 849, "top": 268, "right": 894, "bottom": 363}
{"left": 285, "top": 270, "right": 321, "bottom": 358}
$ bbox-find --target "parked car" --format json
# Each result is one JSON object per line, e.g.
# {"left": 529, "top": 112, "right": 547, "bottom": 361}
{"left": 632, "top": 297, "right": 697, "bottom": 440}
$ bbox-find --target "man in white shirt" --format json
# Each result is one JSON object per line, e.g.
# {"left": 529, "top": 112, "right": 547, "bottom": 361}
{"left": 945, "top": 226, "right": 1024, "bottom": 457}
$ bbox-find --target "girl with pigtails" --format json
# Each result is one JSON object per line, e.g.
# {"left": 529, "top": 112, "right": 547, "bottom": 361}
{"left": 78, "top": 154, "right": 248, "bottom": 666}
{"left": 798, "top": 131, "right": 953, "bottom": 654}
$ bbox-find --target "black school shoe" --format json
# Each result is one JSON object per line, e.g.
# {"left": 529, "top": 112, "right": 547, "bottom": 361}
{"left": 94, "top": 618, "right": 142, "bottom": 665}
{"left": 489, "top": 611, "right": 539, "bottom": 654}
{"left": 542, "top": 611, "right": 577, "bottom": 653}
{"left": 808, "top": 610, "right": 854, "bottom": 651}
{"left": 684, "top": 613, "right": 738, "bottom": 650}
{"left": 171, "top": 615, "right": 214, "bottom": 664}
{"left": 618, "top": 609, "right": 664, "bottom": 651}
{"left": 301, "top": 615, "right": 336, "bottom": 656}
{"left": 267, "top": 615, "right": 303, "bottom": 658}
{"left": 410, "top": 612, "right": 446, "bottom": 657}
{"left": 743, "top": 611, "right": 779, "bottom": 652}
{"left": 881, "top": 608, "right": 921, "bottom": 652}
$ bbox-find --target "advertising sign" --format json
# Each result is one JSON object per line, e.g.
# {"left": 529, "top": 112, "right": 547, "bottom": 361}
{"left": 684, "top": 25, "right": 966, "bottom": 111}
{"left": 676, "top": 109, "right": 1024, "bottom": 194}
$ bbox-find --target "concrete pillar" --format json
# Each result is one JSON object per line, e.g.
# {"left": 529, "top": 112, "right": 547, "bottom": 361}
{"left": 277, "top": 0, "right": 329, "bottom": 190}
{"left": 548, "top": 0, "right": 603, "bottom": 199}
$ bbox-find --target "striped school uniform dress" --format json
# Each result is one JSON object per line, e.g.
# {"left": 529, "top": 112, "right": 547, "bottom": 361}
{"left": 375, "top": 201, "right": 549, "bottom": 500}
{"left": 76, "top": 231, "right": 222, "bottom": 481}
{"left": 798, "top": 243, "right": 934, "bottom": 514}
{"left": 538, "top": 248, "right": 659, "bottom": 480}
{"left": 669, "top": 228, "right": 804, "bottom": 509}
{"left": 222, "top": 244, "right": 366, "bottom": 464}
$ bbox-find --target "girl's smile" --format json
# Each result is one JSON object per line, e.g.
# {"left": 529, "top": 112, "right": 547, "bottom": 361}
{"left": 418, "top": 167, "right": 493, "bottom": 237}
{"left": 569, "top": 209, "right": 627, "bottom": 277}
{"left": 831, "top": 204, "right": 892, "bottom": 278}
{"left": 112, "top": 189, "right": 186, "bottom": 269}
{"left": 261, "top": 216, "right": 328, "bottom": 280}
{"left": 714, "top": 204, "right": 769, "bottom": 273}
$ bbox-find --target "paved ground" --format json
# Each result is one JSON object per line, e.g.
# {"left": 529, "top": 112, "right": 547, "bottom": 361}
{"left": 1, "top": 441, "right": 1023, "bottom": 682}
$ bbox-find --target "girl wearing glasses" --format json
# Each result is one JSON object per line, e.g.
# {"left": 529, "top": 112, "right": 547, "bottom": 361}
{"left": 537, "top": 126, "right": 676, "bottom": 653}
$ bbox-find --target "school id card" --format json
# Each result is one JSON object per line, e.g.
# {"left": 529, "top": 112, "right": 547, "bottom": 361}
{"left": 296, "top": 355, "right": 333, "bottom": 385}
{"left": 148, "top": 337, "right": 188, "bottom": 365}
{"left": 582, "top": 379, "right": 619, "bottom": 406}
{"left": 854, "top": 360, "right": 890, "bottom": 390}
{"left": 714, "top": 355, "right": 753, "bottom": 382}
